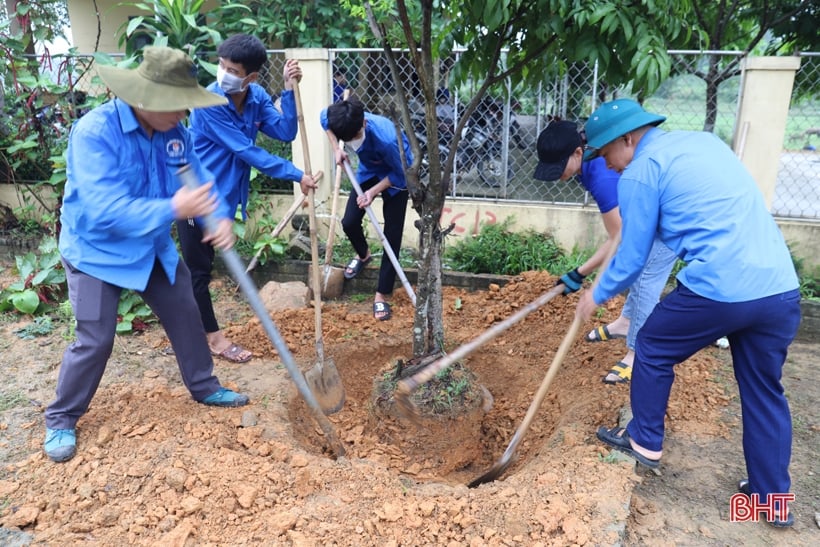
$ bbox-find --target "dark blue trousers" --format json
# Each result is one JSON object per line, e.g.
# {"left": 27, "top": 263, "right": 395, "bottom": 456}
{"left": 45, "top": 258, "right": 222, "bottom": 429}
{"left": 628, "top": 283, "right": 801, "bottom": 499}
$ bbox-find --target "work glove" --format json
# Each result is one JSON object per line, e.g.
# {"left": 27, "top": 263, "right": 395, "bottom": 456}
{"left": 558, "top": 268, "right": 585, "bottom": 295}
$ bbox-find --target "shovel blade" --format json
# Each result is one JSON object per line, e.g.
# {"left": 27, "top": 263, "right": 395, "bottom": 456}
{"left": 467, "top": 457, "right": 514, "bottom": 488}
{"left": 321, "top": 264, "right": 345, "bottom": 299}
{"left": 304, "top": 357, "right": 345, "bottom": 415}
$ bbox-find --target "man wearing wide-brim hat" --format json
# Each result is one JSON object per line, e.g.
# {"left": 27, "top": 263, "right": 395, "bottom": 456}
{"left": 44, "top": 46, "right": 250, "bottom": 464}
{"left": 576, "top": 98, "right": 800, "bottom": 527}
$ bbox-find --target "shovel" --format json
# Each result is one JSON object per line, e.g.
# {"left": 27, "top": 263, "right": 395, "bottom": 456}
{"left": 467, "top": 235, "right": 621, "bottom": 487}
{"left": 394, "top": 283, "right": 566, "bottom": 423}
{"left": 293, "top": 80, "right": 346, "bottom": 414}
{"left": 320, "top": 87, "right": 351, "bottom": 299}
{"left": 319, "top": 162, "right": 345, "bottom": 299}
{"left": 340, "top": 159, "right": 416, "bottom": 306}
{"left": 176, "top": 165, "right": 344, "bottom": 458}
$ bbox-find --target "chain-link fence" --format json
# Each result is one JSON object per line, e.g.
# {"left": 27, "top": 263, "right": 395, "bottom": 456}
{"left": 6, "top": 49, "right": 819, "bottom": 220}
{"left": 328, "top": 49, "right": 750, "bottom": 203}
{"left": 772, "top": 53, "right": 820, "bottom": 219}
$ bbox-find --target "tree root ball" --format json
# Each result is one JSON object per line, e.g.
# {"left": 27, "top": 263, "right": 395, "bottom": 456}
{"left": 369, "top": 356, "right": 491, "bottom": 475}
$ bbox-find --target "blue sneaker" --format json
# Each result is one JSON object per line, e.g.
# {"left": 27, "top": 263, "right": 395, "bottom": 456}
{"left": 44, "top": 428, "right": 77, "bottom": 462}
{"left": 201, "top": 388, "right": 249, "bottom": 408}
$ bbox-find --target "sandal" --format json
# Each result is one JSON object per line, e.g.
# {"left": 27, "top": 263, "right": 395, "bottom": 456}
{"left": 586, "top": 325, "right": 627, "bottom": 343}
{"left": 344, "top": 255, "right": 372, "bottom": 279}
{"left": 596, "top": 426, "right": 660, "bottom": 468}
{"left": 602, "top": 361, "right": 632, "bottom": 384}
{"left": 211, "top": 344, "right": 253, "bottom": 363}
{"left": 373, "top": 301, "right": 392, "bottom": 321}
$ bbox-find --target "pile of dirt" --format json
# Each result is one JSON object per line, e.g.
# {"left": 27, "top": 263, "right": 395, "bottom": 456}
{"left": 0, "top": 269, "right": 752, "bottom": 545}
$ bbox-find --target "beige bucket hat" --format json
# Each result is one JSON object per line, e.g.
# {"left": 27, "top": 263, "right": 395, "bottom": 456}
{"left": 97, "top": 46, "right": 226, "bottom": 112}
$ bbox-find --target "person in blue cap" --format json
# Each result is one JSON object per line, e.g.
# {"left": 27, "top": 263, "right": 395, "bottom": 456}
{"left": 577, "top": 98, "right": 800, "bottom": 527}
{"left": 533, "top": 120, "right": 678, "bottom": 384}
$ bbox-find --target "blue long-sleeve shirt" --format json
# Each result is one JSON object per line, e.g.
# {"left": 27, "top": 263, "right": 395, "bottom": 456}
{"left": 593, "top": 127, "right": 798, "bottom": 304}
{"left": 320, "top": 110, "right": 412, "bottom": 196}
{"left": 189, "top": 83, "right": 303, "bottom": 219}
{"left": 59, "top": 98, "right": 221, "bottom": 291}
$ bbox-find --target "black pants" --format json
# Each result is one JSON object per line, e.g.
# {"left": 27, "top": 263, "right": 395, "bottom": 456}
{"left": 176, "top": 219, "right": 219, "bottom": 333}
{"left": 341, "top": 177, "right": 409, "bottom": 296}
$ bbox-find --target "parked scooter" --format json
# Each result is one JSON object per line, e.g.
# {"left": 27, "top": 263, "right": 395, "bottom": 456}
{"left": 409, "top": 93, "right": 514, "bottom": 188}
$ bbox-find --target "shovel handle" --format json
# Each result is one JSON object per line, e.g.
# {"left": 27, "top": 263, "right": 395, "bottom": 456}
{"left": 176, "top": 165, "right": 344, "bottom": 458}
{"left": 292, "top": 81, "right": 327, "bottom": 362}
{"left": 324, "top": 162, "right": 343, "bottom": 266}
{"left": 341, "top": 159, "right": 417, "bottom": 306}
{"left": 468, "top": 232, "right": 622, "bottom": 487}
{"left": 397, "top": 283, "right": 566, "bottom": 395}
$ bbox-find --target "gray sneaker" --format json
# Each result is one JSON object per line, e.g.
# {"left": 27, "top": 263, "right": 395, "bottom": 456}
{"left": 44, "top": 428, "right": 77, "bottom": 462}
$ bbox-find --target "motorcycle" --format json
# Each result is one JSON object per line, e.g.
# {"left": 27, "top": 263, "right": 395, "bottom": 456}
{"left": 410, "top": 97, "right": 512, "bottom": 188}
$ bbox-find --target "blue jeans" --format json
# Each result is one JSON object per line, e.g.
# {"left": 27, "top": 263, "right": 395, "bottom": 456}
{"left": 621, "top": 239, "right": 678, "bottom": 350}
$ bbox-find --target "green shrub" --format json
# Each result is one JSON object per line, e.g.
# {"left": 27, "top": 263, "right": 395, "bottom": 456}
{"left": 444, "top": 218, "right": 568, "bottom": 276}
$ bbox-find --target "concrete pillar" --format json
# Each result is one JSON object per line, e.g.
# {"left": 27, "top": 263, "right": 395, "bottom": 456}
{"left": 285, "top": 48, "right": 335, "bottom": 214}
{"left": 734, "top": 56, "right": 801, "bottom": 208}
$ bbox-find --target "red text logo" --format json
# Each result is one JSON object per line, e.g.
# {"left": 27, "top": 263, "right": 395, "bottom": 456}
{"left": 730, "top": 493, "right": 794, "bottom": 523}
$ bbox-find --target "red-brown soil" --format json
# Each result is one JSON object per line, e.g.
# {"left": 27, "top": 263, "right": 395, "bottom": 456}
{"left": 0, "top": 269, "right": 815, "bottom": 545}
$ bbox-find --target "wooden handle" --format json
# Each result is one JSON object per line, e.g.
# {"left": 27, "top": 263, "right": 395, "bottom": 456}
{"left": 293, "top": 81, "right": 326, "bottom": 360}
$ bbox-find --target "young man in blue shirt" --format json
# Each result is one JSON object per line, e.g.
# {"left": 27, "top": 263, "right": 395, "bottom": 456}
{"left": 321, "top": 98, "right": 413, "bottom": 321}
{"left": 187, "top": 34, "right": 320, "bottom": 363}
{"left": 44, "top": 46, "right": 250, "bottom": 463}
{"left": 533, "top": 120, "right": 677, "bottom": 384}
{"left": 578, "top": 99, "right": 800, "bottom": 527}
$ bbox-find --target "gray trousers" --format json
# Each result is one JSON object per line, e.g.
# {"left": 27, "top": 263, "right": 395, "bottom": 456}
{"left": 44, "top": 258, "right": 222, "bottom": 430}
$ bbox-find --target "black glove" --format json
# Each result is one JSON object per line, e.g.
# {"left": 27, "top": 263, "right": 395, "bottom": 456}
{"left": 558, "top": 268, "right": 585, "bottom": 295}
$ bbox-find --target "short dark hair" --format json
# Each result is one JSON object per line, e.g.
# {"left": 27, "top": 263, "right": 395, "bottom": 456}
{"left": 217, "top": 34, "right": 268, "bottom": 74}
{"left": 326, "top": 98, "right": 365, "bottom": 142}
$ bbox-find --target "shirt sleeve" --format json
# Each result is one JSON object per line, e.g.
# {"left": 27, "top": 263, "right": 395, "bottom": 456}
{"left": 191, "top": 101, "right": 303, "bottom": 182}
{"left": 592, "top": 174, "right": 661, "bottom": 303}
{"left": 370, "top": 116, "right": 410, "bottom": 190}
{"left": 258, "top": 88, "right": 298, "bottom": 141}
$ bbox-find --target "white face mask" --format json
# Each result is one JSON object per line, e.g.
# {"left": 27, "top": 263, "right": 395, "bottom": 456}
{"left": 347, "top": 132, "right": 365, "bottom": 152}
{"left": 216, "top": 66, "right": 247, "bottom": 95}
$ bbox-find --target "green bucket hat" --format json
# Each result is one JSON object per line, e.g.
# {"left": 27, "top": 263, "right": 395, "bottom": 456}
{"left": 583, "top": 99, "right": 666, "bottom": 159}
{"left": 97, "top": 46, "right": 227, "bottom": 112}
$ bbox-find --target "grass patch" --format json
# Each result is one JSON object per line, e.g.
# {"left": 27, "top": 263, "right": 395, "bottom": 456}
{"left": 0, "top": 390, "right": 28, "bottom": 411}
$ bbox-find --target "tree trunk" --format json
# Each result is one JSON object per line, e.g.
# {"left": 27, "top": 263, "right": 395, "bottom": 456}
{"left": 412, "top": 203, "right": 445, "bottom": 356}
{"left": 703, "top": 56, "right": 720, "bottom": 133}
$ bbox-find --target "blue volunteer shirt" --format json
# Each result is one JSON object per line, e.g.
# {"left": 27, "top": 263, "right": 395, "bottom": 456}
{"left": 593, "top": 127, "right": 798, "bottom": 304}
{"left": 578, "top": 156, "right": 619, "bottom": 214}
{"left": 320, "top": 110, "right": 412, "bottom": 196}
{"left": 60, "top": 98, "right": 223, "bottom": 291}
{"left": 189, "top": 83, "right": 303, "bottom": 219}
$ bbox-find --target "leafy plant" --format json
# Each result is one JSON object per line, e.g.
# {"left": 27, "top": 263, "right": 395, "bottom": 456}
{"left": 0, "top": 237, "right": 65, "bottom": 315}
{"left": 116, "top": 290, "right": 155, "bottom": 334}
{"left": 13, "top": 315, "right": 54, "bottom": 339}
{"left": 115, "top": 0, "right": 250, "bottom": 81}
{"left": 445, "top": 218, "right": 566, "bottom": 276}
